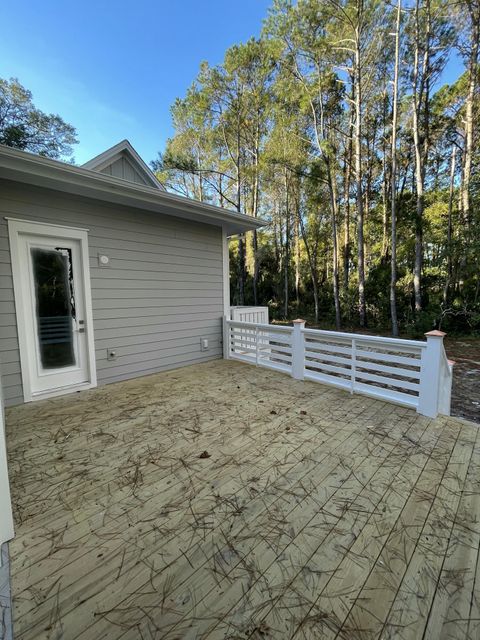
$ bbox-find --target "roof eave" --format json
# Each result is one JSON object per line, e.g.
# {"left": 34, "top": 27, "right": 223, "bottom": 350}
{"left": 0, "top": 146, "right": 264, "bottom": 236}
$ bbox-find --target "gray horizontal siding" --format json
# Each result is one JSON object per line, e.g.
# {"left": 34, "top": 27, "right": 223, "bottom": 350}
{"left": 98, "top": 352, "right": 221, "bottom": 387}
{"left": 0, "top": 190, "right": 219, "bottom": 243}
{"left": 0, "top": 179, "right": 225, "bottom": 406}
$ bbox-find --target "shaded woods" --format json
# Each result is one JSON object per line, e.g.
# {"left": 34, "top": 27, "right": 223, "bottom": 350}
{"left": 154, "top": 0, "right": 480, "bottom": 336}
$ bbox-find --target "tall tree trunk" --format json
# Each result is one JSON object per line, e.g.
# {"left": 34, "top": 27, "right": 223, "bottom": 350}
{"left": 354, "top": 1, "right": 366, "bottom": 327}
{"left": 298, "top": 212, "right": 319, "bottom": 322}
{"left": 443, "top": 146, "right": 456, "bottom": 306}
{"left": 390, "top": 0, "right": 401, "bottom": 337}
{"left": 237, "top": 236, "right": 245, "bottom": 305}
{"left": 381, "top": 84, "right": 389, "bottom": 260}
{"left": 252, "top": 124, "right": 261, "bottom": 305}
{"left": 461, "top": 2, "right": 479, "bottom": 226}
{"left": 343, "top": 118, "right": 353, "bottom": 289}
{"left": 284, "top": 168, "right": 290, "bottom": 318}
{"left": 295, "top": 198, "right": 301, "bottom": 307}
{"left": 343, "top": 81, "right": 354, "bottom": 290}
{"left": 412, "top": 2, "right": 422, "bottom": 314}
{"left": 236, "top": 160, "right": 245, "bottom": 305}
{"left": 252, "top": 230, "right": 259, "bottom": 305}
{"left": 411, "top": 0, "right": 431, "bottom": 314}
{"left": 327, "top": 162, "right": 341, "bottom": 330}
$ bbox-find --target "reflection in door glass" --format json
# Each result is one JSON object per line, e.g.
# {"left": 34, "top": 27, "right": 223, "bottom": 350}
{"left": 31, "top": 247, "right": 76, "bottom": 369}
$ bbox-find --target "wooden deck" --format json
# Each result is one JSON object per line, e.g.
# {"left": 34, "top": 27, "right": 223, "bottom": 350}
{"left": 5, "top": 359, "right": 480, "bottom": 640}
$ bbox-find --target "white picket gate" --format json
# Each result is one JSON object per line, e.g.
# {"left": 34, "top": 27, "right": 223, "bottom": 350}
{"left": 223, "top": 318, "right": 453, "bottom": 418}
{"left": 230, "top": 306, "right": 269, "bottom": 324}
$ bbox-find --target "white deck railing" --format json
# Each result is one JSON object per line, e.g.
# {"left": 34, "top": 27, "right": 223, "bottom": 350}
{"left": 223, "top": 318, "right": 453, "bottom": 418}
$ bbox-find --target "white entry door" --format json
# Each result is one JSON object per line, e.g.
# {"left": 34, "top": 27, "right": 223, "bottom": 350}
{"left": 9, "top": 220, "right": 96, "bottom": 401}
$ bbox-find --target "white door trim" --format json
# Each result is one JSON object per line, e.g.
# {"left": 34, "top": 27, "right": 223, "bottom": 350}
{"left": 8, "top": 218, "right": 97, "bottom": 402}
{"left": 4, "top": 216, "right": 90, "bottom": 232}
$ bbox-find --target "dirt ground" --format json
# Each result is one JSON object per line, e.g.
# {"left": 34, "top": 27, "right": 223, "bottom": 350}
{"left": 445, "top": 337, "right": 480, "bottom": 424}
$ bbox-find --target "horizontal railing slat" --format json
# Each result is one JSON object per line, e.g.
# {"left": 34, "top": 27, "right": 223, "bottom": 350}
{"left": 229, "top": 352, "right": 256, "bottom": 365}
{"left": 304, "top": 341, "right": 353, "bottom": 356}
{"left": 260, "top": 344, "right": 292, "bottom": 355}
{"left": 355, "top": 360, "right": 421, "bottom": 380}
{"left": 305, "top": 350, "right": 352, "bottom": 367}
{"left": 354, "top": 370, "right": 419, "bottom": 392}
{"left": 229, "top": 320, "right": 292, "bottom": 333}
{"left": 259, "top": 352, "right": 292, "bottom": 365}
{"left": 305, "top": 360, "right": 351, "bottom": 378}
{"left": 355, "top": 348, "right": 421, "bottom": 366}
{"left": 304, "top": 370, "right": 352, "bottom": 391}
{"left": 355, "top": 341, "right": 423, "bottom": 355}
{"left": 305, "top": 340, "right": 423, "bottom": 364}
{"left": 231, "top": 333, "right": 292, "bottom": 345}
{"left": 353, "top": 382, "right": 418, "bottom": 407}
{"left": 258, "top": 359, "right": 292, "bottom": 374}
{"left": 229, "top": 337, "right": 292, "bottom": 352}
{"left": 305, "top": 352, "right": 420, "bottom": 380}
{"left": 302, "top": 327, "right": 426, "bottom": 349}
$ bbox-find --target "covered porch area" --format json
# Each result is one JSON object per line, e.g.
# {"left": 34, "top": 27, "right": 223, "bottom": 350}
{"left": 5, "top": 359, "right": 480, "bottom": 640}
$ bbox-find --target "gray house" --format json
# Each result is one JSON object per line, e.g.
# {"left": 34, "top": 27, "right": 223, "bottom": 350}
{"left": 0, "top": 140, "right": 262, "bottom": 407}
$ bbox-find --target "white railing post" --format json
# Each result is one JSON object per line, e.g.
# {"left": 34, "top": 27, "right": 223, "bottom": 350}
{"left": 223, "top": 316, "right": 230, "bottom": 360}
{"left": 255, "top": 326, "right": 259, "bottom": 366}
{"left": 417, "top": 330, "right": 446, "bottom": 418}
{"left": 438, "top": 359, "right": 454, "bottom": 416}
{"left": 291, "top": 319, "right": 305, "bottom": 380}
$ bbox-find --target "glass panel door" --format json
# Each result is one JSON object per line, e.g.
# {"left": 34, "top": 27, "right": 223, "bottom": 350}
{"left": 30, "top": 247, "right": 76, "bottom": 369}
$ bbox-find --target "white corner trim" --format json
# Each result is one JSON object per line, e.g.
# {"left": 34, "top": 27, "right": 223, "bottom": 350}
{"left": 8, "top": 218, "right": 97, "bottom": 402}
{"left": 0, "top": 375, "right": 14, "bottom": 547}
{"left": 222, "top": 230, "right": 230, "bottom": 317}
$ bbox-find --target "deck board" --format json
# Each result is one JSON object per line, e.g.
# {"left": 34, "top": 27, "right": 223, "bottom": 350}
{"left": 5, "top": 359, "right": 479, "bottom": 640}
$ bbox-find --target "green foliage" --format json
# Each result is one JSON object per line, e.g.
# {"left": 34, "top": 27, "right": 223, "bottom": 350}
{"left": 156, "top": 0, "right": 480, "bottom": 336}
{"left": 0, "top": 77, "right": 77, "bottom": 160}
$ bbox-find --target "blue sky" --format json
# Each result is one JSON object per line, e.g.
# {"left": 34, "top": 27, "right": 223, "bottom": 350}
{"left": 0, "top": 0, "right": 271, "bottom": 165}
{"left": 0, "top": 1, "right": 463, "bottom": 167}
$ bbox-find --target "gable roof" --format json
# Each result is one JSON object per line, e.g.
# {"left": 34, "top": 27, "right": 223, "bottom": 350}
{"left": 0, "top": 144, "right": 264, "bottom": 236}
{"left": 82, "top": 140, "right": 164, "bottom": 190}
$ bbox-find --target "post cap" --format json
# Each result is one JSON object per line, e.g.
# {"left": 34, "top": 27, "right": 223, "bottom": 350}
{"left": 424, "top": 330, "right": 446, "bottom": 338}
{"left": 292, "top": 318, "right": 306, "bottom": 324}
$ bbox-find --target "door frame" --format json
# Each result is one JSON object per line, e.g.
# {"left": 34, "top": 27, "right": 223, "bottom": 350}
{"left": 7, "top": 218, "right": 97, "bottom": 402}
